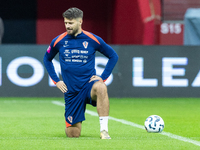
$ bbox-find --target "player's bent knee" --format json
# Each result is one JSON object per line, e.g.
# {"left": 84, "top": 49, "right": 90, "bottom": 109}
{"left": 65, "top": 122, "right": 82, "bottom": 138}
{"left": 93, "top": 81, "right": 107, "bottom": 92}
{"left": 65, "top": 127, "right": 81, "bottom": 138}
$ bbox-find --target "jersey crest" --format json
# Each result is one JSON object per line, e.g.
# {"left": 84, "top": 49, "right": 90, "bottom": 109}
{"left": 83, "top": 41, "right": 89, "bottom": 49}
{"left": 68, "top": 116, "right": 73, "bottom": 123}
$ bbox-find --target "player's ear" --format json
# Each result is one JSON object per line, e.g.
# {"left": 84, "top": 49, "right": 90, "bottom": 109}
{"left": 79, "top": 19, "right": 83, "bottom": 25}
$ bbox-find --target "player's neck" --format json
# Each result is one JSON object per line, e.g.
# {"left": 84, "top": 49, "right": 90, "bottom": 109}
{"left": 74, "top": 28, "right": 82, "bottom": 37}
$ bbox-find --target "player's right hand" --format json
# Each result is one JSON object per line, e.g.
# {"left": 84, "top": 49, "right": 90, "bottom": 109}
{"left": 56, "top": 81, "right": 68, "bottom": 93}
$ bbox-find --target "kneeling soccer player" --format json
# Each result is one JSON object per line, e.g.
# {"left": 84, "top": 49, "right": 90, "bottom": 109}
{"left": 43, "top": 7, "right": 118, "bottom": 139}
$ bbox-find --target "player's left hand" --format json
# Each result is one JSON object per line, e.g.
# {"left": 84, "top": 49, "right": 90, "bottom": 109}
{"left": 89, "top": 75, "right": 103, "bottom": 83}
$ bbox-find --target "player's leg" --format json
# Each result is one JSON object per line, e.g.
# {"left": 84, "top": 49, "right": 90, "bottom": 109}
{"left": 64, "top": 92, "right": 85, "bottom": 138}
{"left": 91, "top": 81, "right": 109, "bottom": 116}
{"left": 90, "top": 81, "right": 111, "bottom": 139}
{"left": 65, "top": 122, "right": 82, "bottom": 138}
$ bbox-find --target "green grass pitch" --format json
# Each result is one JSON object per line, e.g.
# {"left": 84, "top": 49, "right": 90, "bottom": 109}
{"left": 0, "top": 97, "right": 200, "bottom": 150}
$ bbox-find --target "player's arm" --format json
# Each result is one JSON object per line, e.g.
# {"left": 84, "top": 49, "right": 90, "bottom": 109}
{"left": 97, "top": 38, "right": 119, "bottom": 82}
{"left": 43, "top": 46, "right": 68, "bottom": 93}
{"left": 43, "top": 48, "right": 67, "bottom": 93}
{"left": 43, "top": 45, "right": 60, "bottom": 83}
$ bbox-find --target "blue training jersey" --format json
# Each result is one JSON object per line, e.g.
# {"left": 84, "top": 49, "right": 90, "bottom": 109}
{"left": 43, "top": 30, "right": 118, "bottom": 93}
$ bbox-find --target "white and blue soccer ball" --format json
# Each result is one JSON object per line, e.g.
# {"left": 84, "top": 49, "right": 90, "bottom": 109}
{"left": 144, "top": 115, "right": 164, "bottom": 133}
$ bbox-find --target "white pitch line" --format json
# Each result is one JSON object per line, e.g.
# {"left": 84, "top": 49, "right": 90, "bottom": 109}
{"left": 52, "top": 101, "right": 65, "bottom": 107}
{"left": 52, "top": 101, "right": 200, "bottom": 147}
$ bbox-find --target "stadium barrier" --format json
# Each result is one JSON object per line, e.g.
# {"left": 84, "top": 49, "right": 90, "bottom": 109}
{"left": 1, "top": 45, "right": 200, "bottom": 97}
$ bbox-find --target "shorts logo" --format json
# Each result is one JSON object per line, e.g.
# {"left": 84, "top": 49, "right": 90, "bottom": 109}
{"left": 83, "top": 41, "right": 88, "bottom": 49}
{"left": 68, "top": 116, "right": 73, "bottom": 123}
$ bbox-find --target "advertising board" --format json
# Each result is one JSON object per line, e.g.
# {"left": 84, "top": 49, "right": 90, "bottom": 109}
{"left": 1, "top": 45, "right": 200, "bottom": 97}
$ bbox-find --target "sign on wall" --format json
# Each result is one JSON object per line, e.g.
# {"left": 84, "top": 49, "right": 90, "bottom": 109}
{"left": 160, "top": 23, "right": 184, "bottom": 45}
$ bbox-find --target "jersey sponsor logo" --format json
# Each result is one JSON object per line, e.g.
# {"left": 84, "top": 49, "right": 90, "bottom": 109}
{"left": 71, "top": 49, "right": 80, "bottom": 54}
{"left": 47, "top": 46, "right": 51, "bottom": 53}
{"left": 65, "top": 59, "right": 71, "bottom": 62}
{"left": 64, "top": 50, "right": 70, "bottom": 54}
{"left": 72, "top": 55, "right": 80, "bottom": 58}
{"left": 68, "top": 116, "right": 73, "bottom": 123}
{"left": 63, "top": 50, "right": 89, "bottom": 63}
{"left": 83, "top": 41, "right": 89, "bottom": 49}
{"left": 72, "top": 59, "right": 82, "bottom": 62}
{"left": 80, "top": 55, "right": 88, "bottom": 59}
{"left": 63, "top": 41, "right": 69, "bottom": 47}
{"left": 65, "top": 54, "right": 69, "bottom": 57}
{"left": 71, "top": 55, "right": 88, "bottom": 59}
{"left": 64, "top": 50, "right": 71, "bottom": 58}
{"left": 80, "top": 50, "right": 88, "bottom": 54}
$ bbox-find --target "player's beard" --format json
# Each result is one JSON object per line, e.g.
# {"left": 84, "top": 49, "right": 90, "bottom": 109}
{"left": 67, "top": 25, "right": 79, "bottom": 36}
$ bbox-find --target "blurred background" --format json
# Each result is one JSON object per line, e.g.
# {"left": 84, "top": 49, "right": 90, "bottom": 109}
{"left": 1, "top": 0, "right": 200, "bottom": 45}
{"left": 1, "top": 0, "right": 200, "bottom": 97}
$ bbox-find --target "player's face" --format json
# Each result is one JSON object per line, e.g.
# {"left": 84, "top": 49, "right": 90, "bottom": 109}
{"left": 64, "top": 18, "right": 82, "bottom": 36}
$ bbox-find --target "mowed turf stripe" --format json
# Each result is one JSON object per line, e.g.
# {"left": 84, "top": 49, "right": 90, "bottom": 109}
{"left": 52, "top": 101, "right": 200, "bottom": 147}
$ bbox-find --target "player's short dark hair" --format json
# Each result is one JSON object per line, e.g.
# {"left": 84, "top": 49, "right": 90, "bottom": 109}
{"left": 62, "top": 7, "right": 83, "bottom": 20}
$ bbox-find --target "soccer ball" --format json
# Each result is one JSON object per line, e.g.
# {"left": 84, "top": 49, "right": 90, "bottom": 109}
{"left": 144, "top": 115, "right": 164, "bottom": 133}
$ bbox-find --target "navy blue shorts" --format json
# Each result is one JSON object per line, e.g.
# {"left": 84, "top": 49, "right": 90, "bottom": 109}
{"left": 64, "top": 80, "right": 98, "bottom": 127}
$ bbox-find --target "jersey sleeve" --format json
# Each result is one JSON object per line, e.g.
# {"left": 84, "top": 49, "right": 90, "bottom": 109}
{"left": 95, "top": 36, "right": 119, "bottom": 81}
{"left": 43, "top": 41, "right": 60, "bottom": 84}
